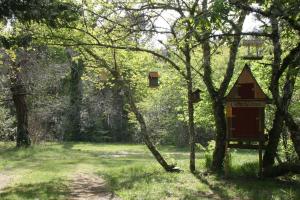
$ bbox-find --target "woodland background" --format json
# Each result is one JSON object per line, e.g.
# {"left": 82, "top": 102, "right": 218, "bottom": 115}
{"left": 0, "top": 0, "right": 299, "bottom": 175}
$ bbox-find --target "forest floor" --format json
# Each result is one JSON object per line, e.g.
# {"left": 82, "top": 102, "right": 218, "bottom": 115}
{"left": 0, "top": 142, "right": 299, "bottom": 200}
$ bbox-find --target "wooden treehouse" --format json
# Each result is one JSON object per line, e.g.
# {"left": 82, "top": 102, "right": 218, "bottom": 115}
{"left": 225, "top": 64, "right": 269, "bottom": 175}
{"left": 242, "top": 39, "right": 264, "bottom": 60}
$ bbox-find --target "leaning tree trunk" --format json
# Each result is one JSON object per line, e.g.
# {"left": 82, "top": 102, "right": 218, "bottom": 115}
{"left": 264, "top": 67, "right": 300, "bottom": 169}
{"left": 85, "top": 48, "right": 180, "bottom": 172}
{"left": 10, "top": 69, "right": 31, "bottom": 148}
{"left": 283, "top": 69, "right": 300, "bottom": 160}
{"left": 285, "top": 114, "right": 300, "bottom": 159}
{"left": 282, "top": 67, "right": 300, "bottom": 159}
{"left": 263, "top": 162, "right": 300, "bottom": 177}
{"left": 126, "top": 89, "right": 180, "bottom": 172}
{"left": 264, "top": 24, "right": 299, "bottom": 167}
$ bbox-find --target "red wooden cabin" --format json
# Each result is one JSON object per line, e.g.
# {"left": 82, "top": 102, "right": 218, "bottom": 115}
{"left": 225, "top": 64, "right": 269, "bottom": 146}
{"left": 225, "top": 64, "right": 269, "bottom": 176}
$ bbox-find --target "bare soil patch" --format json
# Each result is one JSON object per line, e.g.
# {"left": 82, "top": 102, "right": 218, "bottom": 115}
{"left": 69, "top": 173, "right": 120, "bottom": 200}
{"left": 0, "top": 172, "right": 13, "bottom": 191}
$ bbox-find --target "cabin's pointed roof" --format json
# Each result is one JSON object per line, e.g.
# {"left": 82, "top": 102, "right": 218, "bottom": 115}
{"left": 226, "top": 64, "right": 268, "bottom": 101}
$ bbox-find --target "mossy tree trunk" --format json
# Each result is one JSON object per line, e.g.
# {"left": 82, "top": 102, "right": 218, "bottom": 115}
{"left": 10, "top": 62, "right": 31, "bottom": 148}
{"left": 65, "top": 52, "right": 84, "bottom": 141}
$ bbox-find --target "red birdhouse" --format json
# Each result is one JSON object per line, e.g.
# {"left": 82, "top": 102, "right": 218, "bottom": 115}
{"left": 148, "top": 72, "right": 159, "bottom": 87}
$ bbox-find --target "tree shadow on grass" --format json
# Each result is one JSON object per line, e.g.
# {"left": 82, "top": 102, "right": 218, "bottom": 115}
{"left": 194, "top": 167, "right": 300, "bottom": 200}
{"left": 100, "top": 167, "right": 215, "bottom": 200}
{"left": 193, "top": 172, "right": 230, "bottom": 200}
{"left": 63, "top": 142, "right": 75, "bottom": 149}
{"left": 100, "top": 167, "right": 162, "bottom": 191}
{"left": 0, "top": 179, "right": 70, "bottom": 200}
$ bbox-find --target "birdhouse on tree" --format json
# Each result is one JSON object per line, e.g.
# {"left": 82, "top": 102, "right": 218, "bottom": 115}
{"left": 225, "top": 64, "right": 269, "bottom": 143}
{"left": 148, "top": 71, "right": 159, "bottom": 87}
{"left": 191, "top": 89, "right": 201, "bottom": 103}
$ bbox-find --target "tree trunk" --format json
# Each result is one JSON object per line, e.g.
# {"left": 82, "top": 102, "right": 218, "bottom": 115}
{"left": 85, "top": 48, "right": 181, "bottom": 172}
{"left": 264, "top": 17, "right": 299, "bottom": 166}
{"left": 263, "top": 110, "right": 285, "bottom": 168}
{"left": 263, "top": 163, "right": 300, "bottom": 177}
{"left": 187, "top": 84, "right": 195, "bottom": 172}
{"left": 66, "top": 57, "right": 84, "bottom": 141}
{"left": 211, "top": 100, "right": 227, "bottom": 171}
{"left": 203, "top": 10, "right": 245, "bottom": 171}
{"left": 183, "top": 44, "right": 196, "bottom": 173}
{"left": 269, "top": 17, "right": 281, "bottom": 105}
{"left": 10, "top": 70, "right": 31, "bottom": 148}
{"left": 282, "top": 67, "right": 300, "bottom": 160}
{"left": 126, "top": 90, "right": 180, "bottom": 172}
{"left": 285, "top": 113, "right": 300, "bottom": 159}
{"left": 263, "top": 16, "right": 283, "bottom": 168}
{"left": 112, "top": 87, "right": 129, "bottom": 141}
{"left": 264, "top": 67, "right": 299, "bottom": 168}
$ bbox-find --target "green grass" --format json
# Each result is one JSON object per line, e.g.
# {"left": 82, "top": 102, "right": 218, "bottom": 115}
{"left": 0, "top": 142, "right": 299, "bottom": 200}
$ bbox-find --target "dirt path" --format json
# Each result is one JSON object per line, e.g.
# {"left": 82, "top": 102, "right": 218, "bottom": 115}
{"left": 0, "top": 172, "right": 13, "bottom": 191}
{"left": 69, "top": 173, "right": 120, "bottom": 200}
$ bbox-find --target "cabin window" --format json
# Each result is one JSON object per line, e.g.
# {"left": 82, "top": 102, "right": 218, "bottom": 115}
{"left": 238, "top": 83, "right": 254, "bottom": 99}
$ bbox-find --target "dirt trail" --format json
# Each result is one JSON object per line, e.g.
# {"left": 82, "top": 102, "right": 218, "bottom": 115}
{"left": 69, "top": 173, "right": 120, "bottom": 200}
{"left": 0, "top": 173, "right": 13, "bottom": 191}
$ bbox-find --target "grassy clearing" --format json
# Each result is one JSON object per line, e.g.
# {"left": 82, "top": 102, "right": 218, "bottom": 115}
{"left": 0, "top": 142, "right": 299, "bottom": 200}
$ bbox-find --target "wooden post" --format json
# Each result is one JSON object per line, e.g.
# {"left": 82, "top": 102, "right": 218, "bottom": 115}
{"left": 258, "top": 140, "right": 263, "bottom": 178}
{"left": 259, "top": 107, "right": 265, "bottom": 178}
{"left": 224, "top": 129, "right": 230, "bottom": 178}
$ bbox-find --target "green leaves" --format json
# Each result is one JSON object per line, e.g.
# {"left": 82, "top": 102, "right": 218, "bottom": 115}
{"left": 0, "top": 0, "right": 81, "bottom": 28}
{"left": 0, "top": 34, "right": 32, "bottom": 49}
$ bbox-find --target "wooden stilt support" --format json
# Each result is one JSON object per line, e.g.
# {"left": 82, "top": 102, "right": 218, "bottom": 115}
{"left": 224, "top": 135, "right": 230, "bottom": 178}
{"left": 258, "top": 141, "right": 263, "bottom": 178}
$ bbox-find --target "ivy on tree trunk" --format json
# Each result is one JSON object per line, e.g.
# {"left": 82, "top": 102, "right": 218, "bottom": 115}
{"left": 65, "top": 52, "right": 84, "bottom": 141}
{"left": 10, "top": 63, "right": 31, "bottom": 148}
